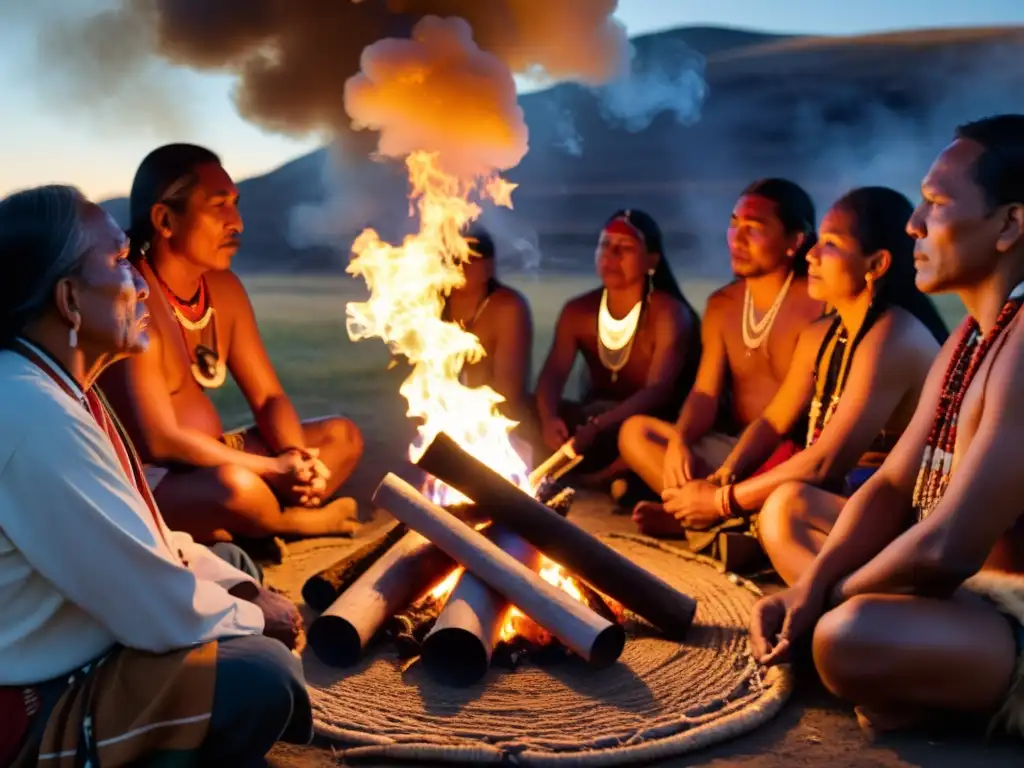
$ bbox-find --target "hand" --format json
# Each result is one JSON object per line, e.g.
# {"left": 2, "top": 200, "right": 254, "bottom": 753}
{"left": 748, "top": 582, "right": 826, "bottom": 666}
{"left": 269, "top": 449, "right": 329, "bottom": 507}
{"left": 541, "top": 418, "right": 570, "bottom": 451}
{"left": 252, "top": 587, "right": 306, "bottom": 652}
{"left": 661, "top": 479, "right": 722, "bottom": 530}
{"left": 662, "top": 436, "right": 694, "bottom": 490}
{"left": 571, "top": 415, "right": 604, "bottom": 453}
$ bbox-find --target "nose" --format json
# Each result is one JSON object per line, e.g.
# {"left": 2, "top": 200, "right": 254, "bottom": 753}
{"left": 906, "top": 204, "right": 925, "bottom": 239}
{"left": 228, "top": 204, "right": 244, "bottom": 234}
{"left": 806, "top": 242, "right": 822, "bottom": 265}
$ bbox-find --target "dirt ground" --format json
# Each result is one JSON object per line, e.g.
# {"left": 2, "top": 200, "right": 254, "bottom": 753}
{"left": 263, "top": 471, "right": 1022, "bottom": 768}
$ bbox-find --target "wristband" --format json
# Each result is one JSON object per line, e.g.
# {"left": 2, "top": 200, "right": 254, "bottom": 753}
{"left": 716, "top": 484, "right": 738, "bottom": 519}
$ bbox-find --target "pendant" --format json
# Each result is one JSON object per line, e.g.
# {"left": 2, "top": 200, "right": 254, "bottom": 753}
{"left": 611, "top": 371, "right": 618, "bottom": 383}
{"left": 745, "top": 348, "right": 753, "bottom": 358}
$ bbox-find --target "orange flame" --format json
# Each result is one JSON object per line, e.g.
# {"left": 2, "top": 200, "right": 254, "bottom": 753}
{"left": 345, "top": 150, "right": 531, "bottom": 505}
{"left": 498, "top": 556, "right": 582, "bottom": 642}
{"left": 428, "top": 567, "right": 464, "bottom": 601}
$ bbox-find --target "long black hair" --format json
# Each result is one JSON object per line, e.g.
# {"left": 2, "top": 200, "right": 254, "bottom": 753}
{"left": 605, "top": 208, "right": 702, "bottom": 390}
{"left": 835, "top": 186, "right": 949, "bottom": 345}
{"left": 740, "top": 178, "right": 817, "bottom": 276}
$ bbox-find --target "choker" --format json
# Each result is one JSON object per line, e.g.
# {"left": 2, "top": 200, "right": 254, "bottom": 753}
{"left": 597, "top": 290, "right": 643, "bottom": 382}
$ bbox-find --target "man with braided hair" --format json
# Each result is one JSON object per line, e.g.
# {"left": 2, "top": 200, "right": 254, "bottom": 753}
{"left": 749, "top": 114, "right": 1024, "bottom": 738}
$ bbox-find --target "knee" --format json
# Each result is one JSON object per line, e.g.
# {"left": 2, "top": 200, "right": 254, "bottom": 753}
{"left": 617, "top": 415, "right": 655, "bottom": 465}
{"left": 210, "top": 464, "right": 268, "bottom": 509}
{"left": 759, "top": 482, "right": 815, "bottom": 545}
{"left": 812, "top": 596, "right": 887, "bottom": 700}
{"left": 322, "top": 416, "right": 364, "bottom": 459}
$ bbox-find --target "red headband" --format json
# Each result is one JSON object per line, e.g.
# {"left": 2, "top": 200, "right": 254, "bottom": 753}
{"left": 603, "top": 216, "right": 645, "bottom": 246}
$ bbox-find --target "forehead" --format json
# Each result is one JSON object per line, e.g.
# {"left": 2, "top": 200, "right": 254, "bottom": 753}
{"left": 732, "top": 194, "right": 779, "bottom": 221}
{"left": 600, "top": 230, "right": 642, "bottom": 247}
{"left": 923, "top": 138, "right": 984, "bottom": 195}
{"left": 82, "top": 204, "right": 127, "bottom": 251}
{"left": 819, "top": 205, "right": 855, "bottom": 234}
{"left": 191, "top": 162, "right": 238, "bottom": 197}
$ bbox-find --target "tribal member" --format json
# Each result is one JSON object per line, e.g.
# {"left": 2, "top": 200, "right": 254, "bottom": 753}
{"left": 534, "top": 209, "right": 701, "bottom": 486}
{"left": 101, "top": 144, "right": 364, "bottom": 543}
{"left": 750, "top": 115, "right": 1024, "bottom": 738}
{"left": 620, "top": 179, "right": 824, "bottom": 542}
{"left": 0, "top": 185, "right": 311, "bottom": 766}
{"left": 660, "top": 187, "right": 947, "bottom": 577}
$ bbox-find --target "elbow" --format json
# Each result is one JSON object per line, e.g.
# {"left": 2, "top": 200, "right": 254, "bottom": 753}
{"left": 913, "top": 532, "right": 981, "bottom": 595}
{"left": 146, "top": 428, "right": 189, "bottom": 465}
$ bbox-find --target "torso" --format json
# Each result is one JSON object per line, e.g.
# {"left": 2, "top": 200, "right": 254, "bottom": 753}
{"left": 715, "top": 278, "right": 823, "bottom": 430}
{"left": 447, "top": 281, "right": 522, "bottom": 392}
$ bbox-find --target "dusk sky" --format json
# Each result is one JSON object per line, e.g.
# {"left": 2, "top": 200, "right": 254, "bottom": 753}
{"left": 1, "top": 0, "right": 1022, "bottom": 199}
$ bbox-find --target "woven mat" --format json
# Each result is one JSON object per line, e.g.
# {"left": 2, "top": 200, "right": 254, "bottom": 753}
{"left": 302, "top": 532, "right": 793, "bottom": 766}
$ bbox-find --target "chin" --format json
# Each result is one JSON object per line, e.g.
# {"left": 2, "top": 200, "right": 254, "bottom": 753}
{"left": 914, "top": 271, "right": 942, "bottom": 295}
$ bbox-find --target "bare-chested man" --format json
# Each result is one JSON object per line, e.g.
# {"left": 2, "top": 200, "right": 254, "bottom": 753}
{"left": 443, "top": 227, "right": 534, "bottom": 448}
{"left": 619, "top": 179, "right": 824, "bottom": 537}
{"left": 750, "top": 115, "right": 1024, "bottom": 738}
{"left": 100, "top": 144, "right": 364, "bottom": 543}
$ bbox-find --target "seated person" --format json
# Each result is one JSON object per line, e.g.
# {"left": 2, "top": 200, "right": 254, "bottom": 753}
{"left": 0, "top": 185, "right": 311, "bottom": 766}
{"left": 100, "top": 144, "right": 364, "bottom": 543}
{"left": 534, "top": 209, "right": 701, "bottom": 485}
{"left": 660, "top": 187, "right": 948, "bottom": 572}
{"left": 618, "top": 179, "right": 824, "bottom": 539}
{"left": 750, "top": 115, "right": 1024, "bottom": 738}
{"left": 443, "top": 226, "right": 534, "bottom": 447}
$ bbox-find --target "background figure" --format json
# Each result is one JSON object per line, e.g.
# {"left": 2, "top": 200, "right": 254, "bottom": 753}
{"left": 619, "top": 179, "right": 824, "bottom": 548}
{"left": 534, "top": 208, "right": 701, "bottom": 487}
{"left": 100, "top": 143, "right": 364, "bottom": 545}
{"left": 443, "top": 226, "right": 535, "bottom": 453}
{"left": 663, "top": 186, "right": 947, "bottom": 577}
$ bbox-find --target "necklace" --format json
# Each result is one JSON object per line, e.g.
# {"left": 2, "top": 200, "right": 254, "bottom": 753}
{"left": 148, "top": 262, "right": 214, "bottom": 331}
{"left": 598, "top": 290, "right": 643, "bottom": 382}
{"left": 742, "top": 271, "right": 794, "bottom": 355}
{"left": 912, "top": 282, "right": 1024, "bottom": 519}
{"left": 805, "top": 318, "right": 855, "bottom": 448}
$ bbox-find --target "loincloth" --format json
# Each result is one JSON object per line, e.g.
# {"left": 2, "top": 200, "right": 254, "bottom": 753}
{"left": 5, "top": 641, "right": 217, "bottom": 767}
{"left": 142, "top": 429, "right": 248, "bottom": 490}
{"left": 962, "top": 570, "right": 1024, "bottom": 739}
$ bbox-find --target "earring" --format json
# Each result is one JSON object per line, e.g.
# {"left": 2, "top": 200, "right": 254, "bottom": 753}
{"left": 647, "top": 267, "right": 655, "bottom": 296}
{"left": 68, "top": 326, "right": 78, "bottom": 349}
{"left": 865, "top": 273, "right": 875, "bottom": 301}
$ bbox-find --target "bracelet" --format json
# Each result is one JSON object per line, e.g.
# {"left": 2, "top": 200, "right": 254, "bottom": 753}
{"left": 716, "top": 484, "right": 737, "bottom": 519}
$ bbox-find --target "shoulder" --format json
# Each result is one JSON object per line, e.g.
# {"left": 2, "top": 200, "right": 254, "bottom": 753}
{"left": 648, "top": 291, "right": 690, "bottom": 326}
{"left": 560, "top": 288, "right": 602, "bottom": 319}
{"left": 490, "top": 284, "right": 531, "bottom": 317}
{"left": 861, "top": 307, "right": 942, "bottom": 366}
{"left": 702, "top": 280, "right": 742, "bottom": 327}
{"left": 205, "top": 269, "right": 249, "bottom": 304}
{"left": 798, "top": 314, "right": 835, "bottom": 351}
{"left": 988, "top": 312, "right": 1024, "bottom": 390}
{"left": 787, "top": 277, "right": 826, "bottom": 320}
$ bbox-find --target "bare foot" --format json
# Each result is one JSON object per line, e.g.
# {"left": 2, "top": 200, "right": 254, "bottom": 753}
{"left": 854, "top": 705, "right": 927, "bottom": 737}
{"left": 320, "top": 496, "right": 360, "bottom": 537}
{"left": 632, "top": 501, "right": 688, "bottom": 538}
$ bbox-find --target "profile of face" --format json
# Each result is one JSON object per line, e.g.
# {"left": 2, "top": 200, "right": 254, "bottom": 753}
{"left": 806, "top": 205, "right": 889, "bottom": 305}
{"left": 595, "top": 224, "right": 656, "bottom": 291}
{"left": 59, "top": 205, "right": 150, "bottom": 358}
{"left": 460, "top": 236, "right": 495, "bottom": 292}
{"left": 727, "top": 194, "right": 802, "bottom": 278}
{"left": 907, "top": 139, "right": 1021, "bottom": 294}
{"left": 158, "top": 162, "right": 243, "bottom": 272}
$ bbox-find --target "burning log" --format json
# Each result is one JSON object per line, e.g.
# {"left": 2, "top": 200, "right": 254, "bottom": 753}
{"left": 528, "top": 440, "right": 583, "bottom": 488}
{"left": 301, "top": 522, "right": 408, "bottom": 613}
{"left": 307, "top": 529, "right": 454, "bottom": 667}
{"left": 383, "top": 572, "right": 457, "bottom": 659}
{"left": 416, "top": 433, "right": 698, "bottom": 639}
{"left": 373, "top": 474, "right": 626, "bottom": 669}
{"left": 421, "top": 527, "right": 542, "bottom": 685}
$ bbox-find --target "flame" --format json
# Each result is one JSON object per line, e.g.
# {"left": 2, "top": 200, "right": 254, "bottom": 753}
{"left": 498, "top": 556, "right": 583, "bottom": 642}
{"left": 345, "top": 150, "right": 531, "bottom": 505}
{"left": 429, "top": 567, "right": 464, "bottom": 600}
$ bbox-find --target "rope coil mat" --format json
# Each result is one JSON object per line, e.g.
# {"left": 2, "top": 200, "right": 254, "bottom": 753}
{"left": 304, "top": 533, "right": 794, "bottom": 766}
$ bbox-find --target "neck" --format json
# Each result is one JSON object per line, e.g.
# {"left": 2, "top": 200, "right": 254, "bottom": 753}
{"left": 958, "top": 256, "right": 1024, "bottom": 335}
{"left": 831, "top": 290, "right": 874, "bottom": 340}
{"left": 605, "top": 284, "right": 645, "bottom": 317}
{"left": 20, "top": 326, "right": 113, "bottom": 392}
{"left": 148, "top": 244, "right": 205, "bottom": 301}
{"left": 746, "top": 267, "right": 793, "bottom": 309}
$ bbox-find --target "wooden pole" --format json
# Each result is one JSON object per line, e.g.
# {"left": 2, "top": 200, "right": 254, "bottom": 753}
{"left": 373, "top": 474, "right": 625, "bottom": 668}
{"left": 421, "top": 526, "right": 543, "bottom": 685}
{"left": 416, "top": 432, "right": 698, "bottom": 638}
{"left": 306, "top": 529, "right": 453, "bottom": 667}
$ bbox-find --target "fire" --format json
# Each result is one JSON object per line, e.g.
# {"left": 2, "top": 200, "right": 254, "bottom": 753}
{"left": 429, "top": 567, "right": 464, "bottom": 600}
{"left": 498, "top": 556, "right": 582, "bottom": 642}
{"left": 345, "top": 150, "right": 530, "bottom": 505}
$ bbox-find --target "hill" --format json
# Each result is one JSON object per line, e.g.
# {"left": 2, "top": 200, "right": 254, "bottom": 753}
{"left": 101, "top": 25, "right": 1024, "bottom": 276}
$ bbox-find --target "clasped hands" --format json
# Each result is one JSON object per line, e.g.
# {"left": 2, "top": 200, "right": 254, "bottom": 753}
{"left": 271, "top": 447, "right": 330, "bottom": 508}
{"left": 661, "top": 438, "right": 734, "bottom": 530}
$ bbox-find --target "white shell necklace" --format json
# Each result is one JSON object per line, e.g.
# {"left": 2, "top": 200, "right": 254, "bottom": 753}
{"left": 598, "top": 290, "right": 643, "bottom": 381}
{"left": 742, "top": 270, "right": 794, "bottom": 355}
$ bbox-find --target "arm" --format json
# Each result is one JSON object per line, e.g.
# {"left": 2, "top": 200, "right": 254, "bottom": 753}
{"left": 220, "top": 272, "right": 306, "bottom": 454}
{"left": 535, "top": 302, "right": 580, "bottom": 425}
{"left": 732, "top": 318, "right": 932, "bottom": 511}
{"left": 720, "top": 323, "right": 823, "bottom": 482}
{"left": 674, "top": 293, "right": 730, "bottom": 446}
{"left": 0, "top": 417, "right": 264, "bottom": 653}
{"left": 168, "top": 530, "right": 257, "bottom": 592}
{"left": 116, "top": 321, "right": 277, "bottom": 475}
{"left": 593, "top": 297, "right": 690, "bottom": 430}
{"left": 796, "top": 339, "right": 957, "bottom": 599}
{"left": 490, "top": 292, "right": 533, "bottom": 420}
{"left": 838, "top": 325, "right": 1024, "bottom": 600}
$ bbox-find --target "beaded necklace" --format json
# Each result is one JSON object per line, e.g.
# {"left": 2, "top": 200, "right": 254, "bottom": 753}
{"left": 912, "top": 284, "right": 1024, "bottom": 520}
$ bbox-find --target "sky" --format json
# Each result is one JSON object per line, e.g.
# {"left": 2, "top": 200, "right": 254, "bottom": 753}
{"left": 1, "top": 0, "right": 1022, "bottom": 200}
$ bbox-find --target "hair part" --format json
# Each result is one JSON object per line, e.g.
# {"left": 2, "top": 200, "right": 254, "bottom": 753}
{"left": 128, "top": 143, "right": 222, "bottom": 259}
{"left": 740, "top": 178, "right": 818, "bottom": 276}
{"left": 0, "top": 185, "right": 92, "bottom": 345}
{"left": 954, "top": 114, "right": 1024, "bottom": 211}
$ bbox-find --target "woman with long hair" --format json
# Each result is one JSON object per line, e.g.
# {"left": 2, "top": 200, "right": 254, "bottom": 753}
{"left": 534, "top": 208, "right": 702, "bottom": 484}
{"left": 656, "top": 186, "right": 948, "bottom": 580}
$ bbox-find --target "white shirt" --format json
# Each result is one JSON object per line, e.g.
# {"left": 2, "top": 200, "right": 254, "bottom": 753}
{"left": 0, "top": 346, "right": 265, "bottom": 685}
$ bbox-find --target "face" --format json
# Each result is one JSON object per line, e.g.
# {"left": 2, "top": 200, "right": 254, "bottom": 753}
{"left": 907, "top": 139, "right": 1014, "bottom": 294}
{"left": 162, "top": 162, "right": 243, "bottom": 272}
{"left": 595, "top": 228, "right": 653, "bottom": 291}
{"left": 63, "top": 205, "right": 150, "bottom": 357}
{"left": 460, "top": 237, "right": 495, "bottom": 292}
{"left": 806, "top": 205, "right": 875, "bottom": 304}
{"left": 727, "top": 194, "right": 800, "bottom": 278}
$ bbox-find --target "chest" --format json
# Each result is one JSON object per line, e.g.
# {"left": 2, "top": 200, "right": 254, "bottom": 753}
{"left": 722, "top": 303, "right": 804, "bottom": 383}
